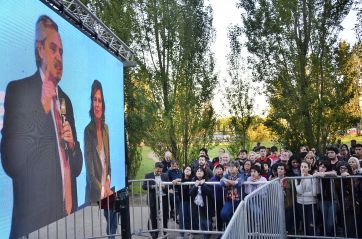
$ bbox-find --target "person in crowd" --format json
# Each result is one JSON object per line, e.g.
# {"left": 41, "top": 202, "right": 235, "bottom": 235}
{"left": 244, "top": 165, "right": 267, "bottom": 231}
{"left": 212, "top": 148, "right": 225, "bottom": 168}
{"left": 257, "top": 146, "right": 271, "bottom": 166}
{"left": 240, "top": 159, "right": 252, "bottom": 182}
{"left": 192, "top": 148, "right": 213, "bottom": 171}
{"left": 272, "top": 163, "right": 293, "bottom": 233}
{"left": 326, "top": 146, "right": 341, "bottom": 172}
{"left": 275, "top": 149, "right": 291, "bottom": 165}
{"left": 348, "top": 157, "right": 362, "bottom": 175}
{"left": 168, "top": 160, "right": 183, "bottom": 222}
{"left": 350, "top": 139, "right": 357, "bottom": 156}
{"left": 193, "top": 155, "right": 213, "bottom": 179}
{"left": 245, "top": 165, "right": 267, "bottom": 194}
{"left": 300, "top": 145, "right": 309, "bottom": 153}
{"left": 209, "top": 164, "right": 224, "bottom": 231}
{"left": 335, "top": 162, "right": 358, "bottom": 237}
{"left": 220, "top": 161, "right": 243, "bottom": 224}
{"left": 219, "top": 152, "right": 231, "bottom": 169}
{"left": 347, "top": 157, "right": 362, "bottom": 236}
{"left": 161, "top": 150, "right": 172, "bottom": 173}
{"left": 84, "top": 80, "right": 116, "bottom": 238}
{"left": 310, "top": 147, "right": 320, "bottom": 161}
{"left": 260, "top": 162, "right": 270, "bottom": 180}
{"left": 314, "top": 160, "right": 337, "bottom": 236}
{"left": 270, "top": 163, "right": 279, "bottom": 180}
{"left": 248, "top": 151, "right": 258, "bottom": 164}
{"left": 295, "top": 161, "right": 318, "bottom": 236}
{"left": 304, "top": 152, "right": 318, "bottom": 174}
{"left": 268, "top": 146, "right": 279, "bottom": 165}
{"left": 142, "top": 162, "right": 169, "bottom": 239}
{"left": 236, "top": 149, "right": 248, "bottom": 168}
{"left": 254, "top": 161, "right": 262, "bottom": 170}
{"left": 288, "top": 157, "right": 301, "bottom": 176}
{"left": 175, "top": 166, "right": 193, "bottom": 239}
{"left": 354, "top": 144, "right": 362, "bottom": 167}
{"left": 335, "top": 139, "right": 342, "bottom": 150}
{"left": 1, "top": 15, "right": 83, "bottom": 238}
{"left": 339, "top": 144, "right": 350, "bottom": 161}
{"left": 253, "top": 142, "right": 261, "bottom": 152}
{"left": 190, "top": 167, "right": 213, "bottom": 239}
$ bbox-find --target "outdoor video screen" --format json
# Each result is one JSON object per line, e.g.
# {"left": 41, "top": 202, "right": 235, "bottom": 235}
{"left": 0, "top": 1, "right": 125, "bottom": 238}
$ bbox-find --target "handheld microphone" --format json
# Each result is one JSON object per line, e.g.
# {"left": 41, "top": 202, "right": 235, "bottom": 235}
{"left": 60, "top": 98, "right": 68, "bottom": 151}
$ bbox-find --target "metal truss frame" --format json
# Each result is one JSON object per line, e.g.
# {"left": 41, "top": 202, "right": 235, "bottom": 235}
{"left": 40, "top": 0, "right": 134, "bottom": 65}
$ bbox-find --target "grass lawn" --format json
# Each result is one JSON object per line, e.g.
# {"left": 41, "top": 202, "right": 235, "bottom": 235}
{"left": 133, "top": 135, "right": 362, "bottom": 180}
{"left": 135, "top": 146, "right": 156, "bottom": 180}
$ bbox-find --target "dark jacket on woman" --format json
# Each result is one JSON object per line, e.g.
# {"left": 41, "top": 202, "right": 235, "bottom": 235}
{"left": 84, "top": 121, "right": 110, "bottom": 204}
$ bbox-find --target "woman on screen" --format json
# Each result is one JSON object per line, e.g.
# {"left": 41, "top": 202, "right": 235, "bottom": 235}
{"left": 84, "top": 79, "right": 112, "bottom": 204}
{"left": 85, "top": 80, "right": 118, "bottom": 237}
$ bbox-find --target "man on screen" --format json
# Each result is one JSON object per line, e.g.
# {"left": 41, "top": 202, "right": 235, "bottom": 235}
{"left": 1, "top": 15, "right": 83, "bottom": 238}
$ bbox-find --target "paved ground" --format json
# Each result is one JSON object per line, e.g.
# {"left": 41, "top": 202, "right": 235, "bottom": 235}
{"left": 27, "top": 205, "right": 222, "bottom": 239}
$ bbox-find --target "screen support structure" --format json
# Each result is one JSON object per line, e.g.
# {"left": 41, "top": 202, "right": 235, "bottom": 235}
{"left": 40, "top": 0, "right": 134, "bottom": 238}
{"left": 40, "top": 0, "right": 134, "bottom": 65}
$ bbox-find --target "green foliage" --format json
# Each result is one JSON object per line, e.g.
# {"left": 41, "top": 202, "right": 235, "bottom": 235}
{"left": 356, "top": 1, "right": 362, "bottom": 42}
{"left": 237, "top": 0, "right": 361, "bottom": 153}
{"left": 85, "top": 0, "right": 218, "bottom": 176}
{"left": 224, "top": 25, "right": 254, "bottom": 156}
{"left": 132, "top": 0, "right": 217, "bottom": 167}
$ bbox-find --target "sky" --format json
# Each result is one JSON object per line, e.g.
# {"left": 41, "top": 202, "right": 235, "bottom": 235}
{"left": 210, "top": 0, "right": 359, "bottom": 118}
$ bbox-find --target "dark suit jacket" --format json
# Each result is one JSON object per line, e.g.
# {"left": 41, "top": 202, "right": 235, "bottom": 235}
{"left": 1, "top": 71, "right": 83, "bottom": 239}
{"left": 142, "top": 172, "right": 169, "bottom": 208}
{"left": 84, "top": 121, "right": 110, "bottom": 204}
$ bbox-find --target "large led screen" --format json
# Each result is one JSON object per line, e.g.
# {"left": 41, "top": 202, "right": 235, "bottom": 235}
{"left": 0, "top": 1, "right": 125, "bottom": 238}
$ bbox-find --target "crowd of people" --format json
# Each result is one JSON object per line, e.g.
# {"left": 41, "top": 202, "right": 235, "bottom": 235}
{"left": 142, "top": 141, "right": 362, "bottom": 238}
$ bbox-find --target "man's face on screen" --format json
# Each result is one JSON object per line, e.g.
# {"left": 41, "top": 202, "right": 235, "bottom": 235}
{"left": 39, "top": 28, "right": 63, "bottom": 84}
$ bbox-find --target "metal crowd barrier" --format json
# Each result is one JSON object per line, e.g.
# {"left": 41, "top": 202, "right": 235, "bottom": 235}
{"left": 26, "top": 193, "right": 123, "bottom": 239}
{"left": 129, "top": 180, "right": 226, "bottom": 238}
{"left": 222, "top": 179, "right": 285, "bottom": 239}
{"left": 128, "top": 179, "right": 270, "bottom": 238}
{"left": 26, "top": 175, "right": 362, "bottom": 239}
{"left": 285, "top": 175, "right": 362, "bottom": 239}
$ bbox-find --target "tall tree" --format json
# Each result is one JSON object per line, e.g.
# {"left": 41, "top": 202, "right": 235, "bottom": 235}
{"left": 133, "top": 0, "right": 217, "bottom": 166}
{"left": 225, "top": 25, "right": 254, "bottom": 156}
{"left": 237, "top": 0, "right": 360, "bottom": 152}
{"left": 82, "top": 0, "right": 217, "bottom": 172}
